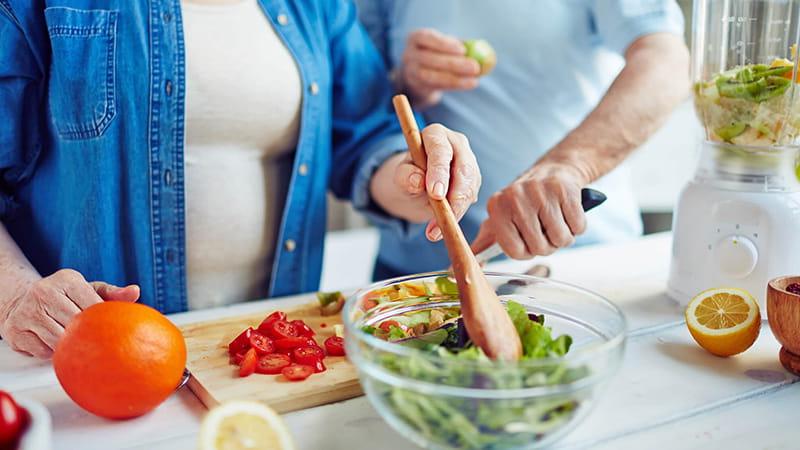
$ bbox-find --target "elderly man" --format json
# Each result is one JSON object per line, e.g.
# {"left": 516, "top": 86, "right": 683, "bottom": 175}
{"left": 358, "top": 0, "right": 690, "bottom": 279}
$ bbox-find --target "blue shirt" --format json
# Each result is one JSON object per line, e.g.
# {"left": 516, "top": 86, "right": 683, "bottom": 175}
{"left": 358, "top": 0, "right": 684, "bottom": 275}
{"left": 0, "top": 0, "right": 405, "bottom": 313}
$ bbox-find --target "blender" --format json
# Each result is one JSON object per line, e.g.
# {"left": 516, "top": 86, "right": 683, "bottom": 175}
{"left": 668, "top": 0, "right": 800, "bottom": 312}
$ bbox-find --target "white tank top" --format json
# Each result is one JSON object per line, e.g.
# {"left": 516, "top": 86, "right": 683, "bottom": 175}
{"left": 181, "top": 0, "right": 302, "bottom": 309}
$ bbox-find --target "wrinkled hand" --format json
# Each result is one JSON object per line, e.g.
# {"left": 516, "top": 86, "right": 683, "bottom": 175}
{"left": 471, "top": 162, "right": 588, "bottom": 259}
{"left": 374, "top": 124, "right": 480, "bottom": 241}
{"left": 400, "top": 28, "right": 480, "bottom": 109}
{"left": 0, "top": 269, "right": 140, "bottom": 358}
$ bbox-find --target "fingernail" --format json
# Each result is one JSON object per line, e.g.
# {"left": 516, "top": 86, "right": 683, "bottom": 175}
{"left": 409, "top": 173, "right": 423, "bottom": 190}
{"left": 431, "top": 226, "right": 442, "bottom": 240}
{"left": 432, "top": 182, "right": 446, "bottom": 198}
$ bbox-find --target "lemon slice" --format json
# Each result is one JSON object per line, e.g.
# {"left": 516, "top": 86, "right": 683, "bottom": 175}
{"left": 199, "top": 401, "right": 295, "bottom": 450}
{"left": 685, "top": 287, "right": 761, "bottom": 357}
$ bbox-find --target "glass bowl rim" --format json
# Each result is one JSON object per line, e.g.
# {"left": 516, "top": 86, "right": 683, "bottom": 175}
{"left": 343, "top": 271, "right": 628, "bottom": 373}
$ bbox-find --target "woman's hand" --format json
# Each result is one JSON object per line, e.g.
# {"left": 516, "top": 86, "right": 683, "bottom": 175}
{"left": 399, "top": 29, "right": 481, "bottom": 109}
{"left": 470, "top": 161, "right": 588, "bottom": 259}
{"left": 0, "top": 269, "right": 140, "bottom": 358}
{"left": 370, "top": 123, "right": 481, "bottom": 241}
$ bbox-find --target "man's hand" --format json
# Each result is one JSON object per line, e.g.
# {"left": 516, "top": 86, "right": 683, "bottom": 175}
{"left": 471, "top": 162, "right": 588, "bottom": 259}
{"left": 370, "top": 123, "right": 481, "bottom": 241}
{"left": 399, "top": 29, "right": 481, "bottom": 109}
{"left": 0, "top": 269, "right": 139, "bottom": 358}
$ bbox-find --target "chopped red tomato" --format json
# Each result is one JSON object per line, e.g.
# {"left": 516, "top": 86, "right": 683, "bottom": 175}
{"left": 0, "top": 391, "right": 27, "bottom": 446}
{"left": 238, "top": 348, "right": 258, "bottom": 377}
{"left": 282, "top": 365, "right": 314, "bottom": 381}
{"left": 273, "top": 337, "right": 309, "bottom": 350}
{"left": 379, "top": 320, "right": 401, "bottom": 333}
{"left": 291, "top": 320, "right": 315, "bottom": 337}
{"left": 324, "top": 336, "right": 346, "bottom": 356}
{"left": 311, "top": 359, "right": 327, "bottom": 373}
{"left": 256, "top": 354, "right": 292, "bottom": 375}
{"left": 362, "top": 298, "right": 378, "bottom": 311}
{"left": 231, "top": 350, "right": 248, "bottom": 365}
{"left": 228, "top": 327, "right": 254, "bottom": 355}
{"left": 265, "top": 319, "right": 299, "bottom": 340}
{"left": 248, "top": 332, "right": 274, "bottom": 355}
{"left": 257, "top": 311, "right": 287, "bottom": 335}
{"left": 293, "top": 346, "right": 324, "bottom": 366}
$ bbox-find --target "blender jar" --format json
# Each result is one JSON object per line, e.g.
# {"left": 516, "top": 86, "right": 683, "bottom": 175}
{"left": 692, "top": 0, "right": 800, "bottom": 190}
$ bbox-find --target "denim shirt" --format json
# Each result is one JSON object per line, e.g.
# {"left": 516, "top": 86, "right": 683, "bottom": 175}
{"left": 0, "top": 0, "right": 406, "bottom": 313}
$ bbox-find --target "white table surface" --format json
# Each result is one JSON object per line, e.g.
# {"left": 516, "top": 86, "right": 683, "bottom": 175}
{"left": 2, "top": 232, "right": 797, "bottom": 450}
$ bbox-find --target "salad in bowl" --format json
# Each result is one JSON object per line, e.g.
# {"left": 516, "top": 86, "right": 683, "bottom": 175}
{"left": 344, "top": 273, "right": 626, "bottom": 449}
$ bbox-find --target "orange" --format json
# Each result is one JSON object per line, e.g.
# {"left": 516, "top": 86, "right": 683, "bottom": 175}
{"left": 53, "top": 302, "right": 187, "bottom": 419}
{"left": 685, "top": 287, "right": 761, "bottom": 357}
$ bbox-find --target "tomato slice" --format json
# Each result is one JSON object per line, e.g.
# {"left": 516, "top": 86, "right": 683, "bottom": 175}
{"left": 292, "top": 346, "right": 324, "bottom": 366}
{"left": 324, "top": 336, "right": 346, "bottom": 356}
{"left": 238, "top": 348, "right": 258, "bottom": 377}
{"left": 248, "top": 332, "right": 274, "bottom": 355}
{"left": 379, "top": 320, "right": 401, "bottom": 333}
{"left": 312, "top": 359, "right": 327, "bottom": 373}
{"left": 265, "top": 319, "right": 299, "bottom": 340}
{"left": 291, "top": 320, "right": 315, "bottom": 337}
{"left": 257, "top": 311, "right": 287, "bottom": 335}
{"left": 273, "top": 337, "right": 309, "bottom": 350}
{"left": 231, "top": 349, "right": 248, "bottom": 365}
{"left": 0, "top": 391, "right": 26, "bottom": 445}
{"left": 282, "top": 365, "right": 314, "bottom": 381}
{"left": 228, "top": 327, "right": 254, "bottom": 355}
{"left": 256, "top": 354, "right": 292, "bottom": 375}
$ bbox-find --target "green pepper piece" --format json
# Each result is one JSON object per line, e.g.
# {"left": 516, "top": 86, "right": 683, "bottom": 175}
{"left": 715, "top": 122, "right": 747, "bottom": 141}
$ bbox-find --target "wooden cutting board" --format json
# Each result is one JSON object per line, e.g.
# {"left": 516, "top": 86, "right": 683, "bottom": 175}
{"left": 180, "top": 302, "right": 362, "bottom": 413}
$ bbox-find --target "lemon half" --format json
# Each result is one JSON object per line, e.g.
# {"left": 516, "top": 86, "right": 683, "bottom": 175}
{"left": 685, "top": 287, "right": 761, "bottom": 357}
{"left": 199, "top": 401, "right": 295, "bottom": 450}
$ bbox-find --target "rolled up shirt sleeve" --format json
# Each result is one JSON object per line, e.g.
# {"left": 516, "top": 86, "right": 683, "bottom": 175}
{"left": 0, "top": 4, "right": 44, "bottom": 221}
{"left": 326, "top": 0, "right": 412, "bottom": 237}
{"left": 592, "top": 0, "right": 685, "bottom": 55}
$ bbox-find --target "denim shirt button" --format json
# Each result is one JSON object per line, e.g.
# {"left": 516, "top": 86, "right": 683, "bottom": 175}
{"left": 309, "top": 82, "right": 319, "bottom": 95}
{"left": 163, "top": 11, "right": 172, "bottom": 23}
{"left": 166, "top": 248, "right": 177, "bottom": 264}
{"left": 164, "top": 169, "right": 172, "bottom": 186}
{"left": 165, "top": 80, "right": 173, "bottom": 97}
{"left": 284, "top": 239, "right": 296, "bottom": 252}
{"left": 277, "top": 14, "right": 289, "bottom": 26}
{"left": 298, "top": 163, "right": 308, "bottom": 176}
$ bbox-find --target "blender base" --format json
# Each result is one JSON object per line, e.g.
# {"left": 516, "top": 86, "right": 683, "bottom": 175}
{"left": 667, "top": 180, "right": 800, "bottom": 315}
{"left": 779, "top": 347, "right": 800, "bottom": 376}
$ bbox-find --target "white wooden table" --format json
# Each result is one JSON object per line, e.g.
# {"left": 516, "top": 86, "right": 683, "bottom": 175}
{"left": 2, "top": 232, "right": 797, "bottom": 450}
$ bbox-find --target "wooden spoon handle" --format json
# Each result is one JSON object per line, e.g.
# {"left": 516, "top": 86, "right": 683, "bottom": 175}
{"left": 391, "top": 95, "right": 473, "bottom": 271}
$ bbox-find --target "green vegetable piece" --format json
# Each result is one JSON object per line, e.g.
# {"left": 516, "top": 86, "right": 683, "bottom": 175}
{"left": 388, "top": 325, "right": 407, "bottom": 341}
{"left": 317, "top": 291, "right": 342, "bottom": 307}
{"left": 399, "top": 328, "right": 450, "bottom": 350}
{"left": 715, "top": 122, "right": 747, "bottom": 141}
{"left": 361, "top": 325, "right": 377, "bottom": 335}
{"left": 434, "top": 276, "right": 459, "bottom": 296}
{"left": 463, "top": 39, "right": 496, "bottom": 75}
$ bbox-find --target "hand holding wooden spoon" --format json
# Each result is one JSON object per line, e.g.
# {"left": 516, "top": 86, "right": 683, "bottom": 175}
{"left": 392, "top": 95, "right": 522, "bottom": 361}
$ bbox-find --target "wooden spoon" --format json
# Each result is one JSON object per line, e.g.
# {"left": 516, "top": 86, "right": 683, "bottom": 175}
{"left": 391, "top": 95, "right": 522, "bottom": 361}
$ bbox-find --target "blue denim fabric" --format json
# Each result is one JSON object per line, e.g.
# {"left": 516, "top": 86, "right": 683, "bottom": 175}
{"left": 0, "top": 0, "right": 406, "bottom": 313}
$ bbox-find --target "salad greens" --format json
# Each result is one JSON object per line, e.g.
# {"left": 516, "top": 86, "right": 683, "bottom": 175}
{"left": 361, "top": 277, "right": 589, "bottom": 449}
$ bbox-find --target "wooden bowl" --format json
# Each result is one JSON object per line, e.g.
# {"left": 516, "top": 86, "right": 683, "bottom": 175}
{"left": 767, "top": 276, "right": 800, "bottom": 375}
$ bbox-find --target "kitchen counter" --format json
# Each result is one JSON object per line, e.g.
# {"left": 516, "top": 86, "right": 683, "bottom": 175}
{"left": 2, "top": 232, "right": 797, "bottom": 449}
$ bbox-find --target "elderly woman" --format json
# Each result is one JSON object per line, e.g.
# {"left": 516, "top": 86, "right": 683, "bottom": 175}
{"left": 358, "top": 0, "right": 690, "bottom": 279}
{"left": 0, "top": 0, "right": 481, "bottom": 358}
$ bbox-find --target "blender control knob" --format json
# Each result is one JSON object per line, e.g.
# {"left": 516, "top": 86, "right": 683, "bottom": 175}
{"left": 713, "top": 235, "right": 758, "bottom": 279}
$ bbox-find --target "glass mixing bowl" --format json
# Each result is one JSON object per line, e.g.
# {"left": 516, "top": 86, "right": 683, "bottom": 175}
{"left": 343, "top": 272, "right": 627, "bottom": 450}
